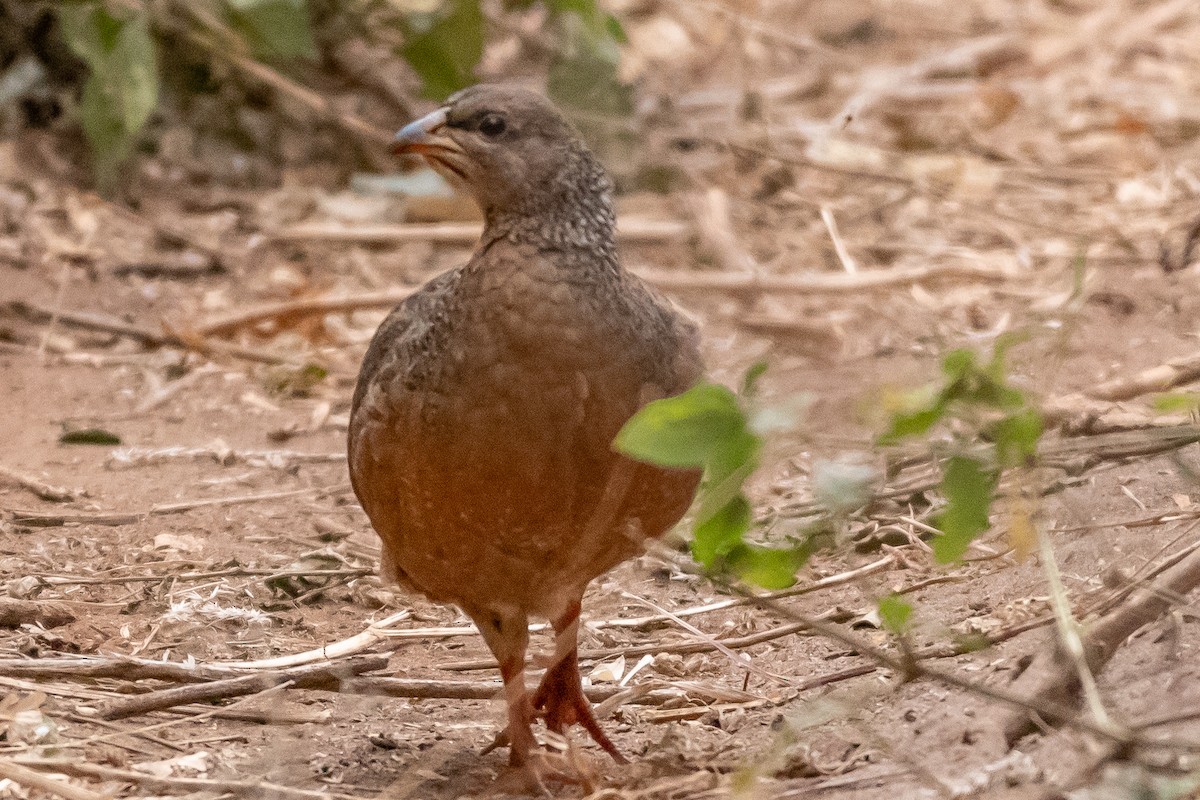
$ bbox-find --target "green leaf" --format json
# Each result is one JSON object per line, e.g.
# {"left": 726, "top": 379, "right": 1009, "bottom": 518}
{"left": 614, "top": 383, "right": 750, "bottom": 469}
{"left": 727, "top": 544, "right": 803, "bottom": 589}
{"left": 546, "top": 9, "right": 633, "bottom": 116}
{"left": 604, "top": 12, "right": 627, "bottom": 43}
{"left": 400, "top": 0, "right": 485, "bottom": 100}
{"left": 60, "top": 3, "right": 158, "bottom": 189}
{"left": 931, "top": 455, "right": 995, "bottom": 563}
{"left": 879, "top": 399, "right": 946, "bottom": 444}
{"left": 264, "top": 363, "right": 329, "bottom": 397}
{"left": 740, "top": 360, "right": 768, "bottom": 397}
{"left": 694, "top": 451, "right": 758, "bottom": 526}
{"left": 877, "top": 594, "right": 913, "bottom": 634}
{"left": 1153, "top": 392, "right": 1200, "bottom": 413}
{"left": 940, "top": 348, "right": 976, "bottom": 380}
{"left": 225, "top": 0, "right": 317, "bottom": 60}
{"left": 691, "top": 494, "right": 751, "bottom": 568}
{"left": 988, "top": 408, "right": 1042, "bottom": 467}
{"left": 60, "top": 428, "right": 122, "bottom": 445}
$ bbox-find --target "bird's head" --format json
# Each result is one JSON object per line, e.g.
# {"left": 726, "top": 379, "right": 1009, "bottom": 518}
{"left": 393, "top": 85, "right": 613, "bottom": 231}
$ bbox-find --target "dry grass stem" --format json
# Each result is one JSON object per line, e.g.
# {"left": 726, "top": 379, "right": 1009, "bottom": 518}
{"left": 0, "top": 464, "right": 79, "bottom": 502}
{"left": 9, "top": 484, "right": 349, "bottom": 527}
{"left": 14, "top": 758, "right": 367, "bottom": 800}
{"left": 0, "top": 761, "right": 110, "bottom": 800}
{"left": 97, "top": 656, "right": 389, "bottom": 720}
{"left": 272, "top": 218, "right": 688, "bottom": 246}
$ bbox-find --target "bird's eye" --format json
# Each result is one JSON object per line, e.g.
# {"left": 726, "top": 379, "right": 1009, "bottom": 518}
{"left": 478, "top": 114, "right": 507, "bottom": 138}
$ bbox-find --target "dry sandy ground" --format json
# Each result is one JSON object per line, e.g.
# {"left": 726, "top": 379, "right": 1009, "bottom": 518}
{"left": 2, "top": 0, "right": 1200, "bottom": 798}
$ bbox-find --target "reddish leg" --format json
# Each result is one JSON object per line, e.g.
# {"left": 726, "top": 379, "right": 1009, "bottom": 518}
{"left": 531, "top": 603, "right": 627, "bottom": 764}
{"left": 472, "top": 609, "right": 537, "bottom": 767}
{"left": 474, "top": 608, "right": 578, "bottom": 794}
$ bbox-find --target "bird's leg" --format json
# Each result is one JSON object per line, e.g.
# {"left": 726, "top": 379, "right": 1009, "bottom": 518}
{"left": 474, "top": 608, "right": 582, "bottom": 795}
{"left": 531, "top": 601, "right": 627, "bottom": 764}
{"left": 471, "top": 608, "right": 538, "bottom": 765}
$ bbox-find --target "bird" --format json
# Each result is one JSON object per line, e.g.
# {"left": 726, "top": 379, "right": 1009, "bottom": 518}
{"left": 348, "top": 84, "right": 703, "bottom": 787}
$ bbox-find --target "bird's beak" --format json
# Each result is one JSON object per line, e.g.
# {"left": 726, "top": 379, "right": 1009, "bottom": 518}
{"left": 393, "top": 108, "right": 452, "bottom": 156}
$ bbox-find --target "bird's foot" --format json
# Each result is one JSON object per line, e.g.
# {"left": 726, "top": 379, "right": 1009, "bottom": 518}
{"left": 492, "top": 743, "right": 597, "bottom": 796}
{"left": 532, "top": 654, "right": 626, "bottom": 764}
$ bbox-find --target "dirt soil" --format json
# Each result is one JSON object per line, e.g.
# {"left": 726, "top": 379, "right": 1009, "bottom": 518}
{"left": 3, "top": 1, "right": 1200, "bottom": 798}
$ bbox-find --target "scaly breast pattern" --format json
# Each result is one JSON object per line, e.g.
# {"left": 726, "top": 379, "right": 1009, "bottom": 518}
{"left": 348, "top": 242, "right": 701, "bottom": 618}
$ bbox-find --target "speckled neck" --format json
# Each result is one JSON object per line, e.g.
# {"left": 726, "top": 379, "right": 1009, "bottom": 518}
{"left": 483, "top": 144, "right": 618, "bottom": 265}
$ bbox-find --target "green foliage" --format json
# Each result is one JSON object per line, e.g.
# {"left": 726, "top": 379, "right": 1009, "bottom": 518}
{"left": 880, "top": 341, "right": 1044, "bottom": 564}
{"left": 400, "top": 0, "right": 631, "bottom": 111}
{"left": 264, "top": 363, "right": 329, "bottom": 397}
{"left": 617, "top": 374, "right": 813, "bottom": 589}
{"left": 614, "top": 383, "right": 753, "bottom": 471}
{"left": 400, "top": 0, "right": 485, "bottom": 100}
{"left": 931, "top": 455, "right": 996, "bottom": 562}
{"left": 544, "top": 1, "right": 632, "bottom": 116}
{"left": 224, "top": 0, "right": 318, "bottom": 60}
{"left": 1153, "top": 392, "right": 1200, "bottom": 413}
{"left": 59, "top": 2, "right": 159, "bottom": 190}
{"left": 877, "top": 594, "right": 913, "bottom": 635}
{"left": 52, "top": 0, "right": 629, "bottom": 186}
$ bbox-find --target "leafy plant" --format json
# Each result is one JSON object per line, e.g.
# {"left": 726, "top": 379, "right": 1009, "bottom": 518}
{"left": 400, "top": 0, "right": 485, "bottom": 101}
{"left": 541, "top": 0, "right": 632, "bottom": 116}
{"left": 616, "top": 371, "right": 814, "bottom": 589}
{"left": 53, "top": 0, "right": 632, "bottom": 187}
{"left": 403, "top": 0, "right": 632, "bottom": 111}
{"left": 879, "top": 340, "right": 1043, "bottom": 563}
{"left": 59, "top": 2, "right": 159, "bottom": 190}
{"left": 876, "top": 593, "right": 913, "bottom": 635}
{"left": 225, "top": 0, "right": 317, "bottom": 60}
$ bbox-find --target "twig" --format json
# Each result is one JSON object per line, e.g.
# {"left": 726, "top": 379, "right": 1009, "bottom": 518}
{"left": 731, "top": 587, "right": 1132, "bottom": 746}
{"left": 833, "top": 34, "right": 1026, "bottom": 126}
{"left": 820, "top": 206, "right": 858, "bottom": 274}
{"left": 641, "top": 699, "right": 773, "bottom": 724}
{"left": 593, "top": 554, "right": 897, "bottom": 630}
{"left": 221, "top": 610, "right": 411, "bottom": 669}
{"left": 0, "top": 655, "right": 741, "bottom": 714}
{"left": 0, "top": 598, "right": 75, "bottom": 629}
{"left": 6, "top": 300, "right": 174, "bottom": 347}
{"left": 1000, "top": 542, "right": 1200, "bottom": 745}
{"left": 196, "top": 261, "right": 1015, "bottom": 340}
{"left": 8, "top": 484, "right": 349, "bottom": 528}
{"left": 687, "top": 188, "right": 757, "bottom": 273}
{"left": 271, "top": 219, "right": 688, "bottom": 246}
{"left": 439, "top": 617, "right": 833, "bottom": 672}
{"left": 1086, "top": 352, "right": 1200, "bottom": 402}
{"left": 196, "top": 291, "right": 409, "bottom": 339}
{"left": 0, "top": 465, "right": 78, "bottom": 502}
{"left": 0, "top": 674, "right": 319, "bottom": 724}
{"left": 98, "top": 655, "right": 389, "bottom": 720}
{"left": 29, "top": 565, "right": 370, "bottom": 587}
{"left": 0, "top": 761, "right": 109, "bottom": 800}
{"left": 346, "top": 677, "right": 760, "bottom": 710}
{"left": 1036, "top": 522, "right": 1112, "bottom": 730}
{"left": 107, "top": 445, "right": 346, "bottom": 469}
{"left": 14, "top": 758, "right": 365, "bottom": 800}
{"left": 620, "top": 590, "right": 800, "bottom": 686}
{"left": 633, "top": 262, "right": 1013, "bottom": 296}
{"left": 0, "top": 654, "right": 377, "bottom": 685}
{"left": 2, "top": 301, "right": 301, "bottom": 366}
